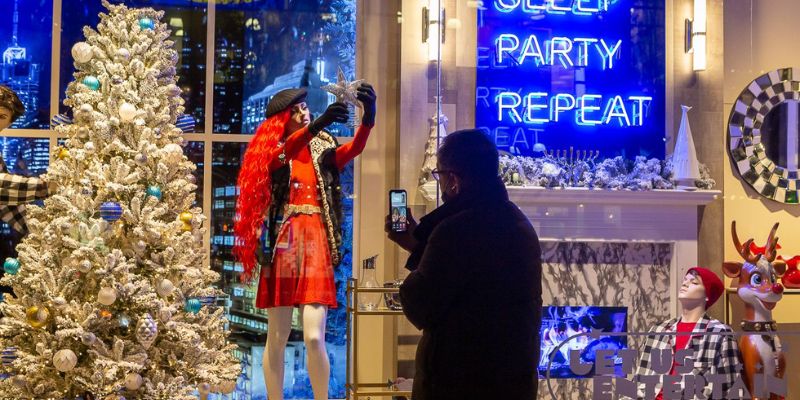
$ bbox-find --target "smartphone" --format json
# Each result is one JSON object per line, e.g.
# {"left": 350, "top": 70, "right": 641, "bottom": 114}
{"left": 389, "top": 189, "right": 408, "bottom": 233}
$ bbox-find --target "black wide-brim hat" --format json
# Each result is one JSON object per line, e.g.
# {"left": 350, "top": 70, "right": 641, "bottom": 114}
{"left": 265, "top": 88, "right": 308, "bottom": 119}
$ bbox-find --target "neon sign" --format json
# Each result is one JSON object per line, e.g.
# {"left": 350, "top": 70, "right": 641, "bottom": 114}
{"left": 476, "top": 0, "right": 666, "bottom": 158}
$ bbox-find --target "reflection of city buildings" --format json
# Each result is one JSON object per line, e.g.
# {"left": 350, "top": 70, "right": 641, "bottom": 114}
{"left": 241, "top": 60, "right": 333, "bottom": 134}
{"left": 213, "top": 34, "right": 244, "bottom": 133}
{"left": 1, "top": 0, "right": 41, "bottom": 129}
{"left": 1, "top": 137, "right": 48, "bottom": 176}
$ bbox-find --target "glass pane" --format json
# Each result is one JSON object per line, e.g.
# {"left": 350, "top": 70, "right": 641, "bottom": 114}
{"left": 212, "top": 143, "right": 351, "bottom": 399}
{"left": 0, "top": 0, "right": 53, "bottom": 129}
{"left": 183, "top": 141, "right": 204, "bottom": 207}
{"left": 0, "top": 137, "right": 50, "bottom": 298}
{"left": 213, "top": 1, "right": 357, "bottom": 136}
{"left": 59, "top": 0, "right": 207, "bottom": 131}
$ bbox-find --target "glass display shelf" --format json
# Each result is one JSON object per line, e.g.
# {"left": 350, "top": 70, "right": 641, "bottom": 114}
{"left": 345, "top": 278, "right": 412, "bottom": 399}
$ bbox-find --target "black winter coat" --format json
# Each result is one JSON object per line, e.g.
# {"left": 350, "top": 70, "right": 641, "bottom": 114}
{"left": 400, "top": 180, "right": 543, "bottom": 400}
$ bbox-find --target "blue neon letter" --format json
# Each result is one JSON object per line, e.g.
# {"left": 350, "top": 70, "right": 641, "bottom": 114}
{"left": 573, "top": 38, "right": 598, "bottom": 66}
{"left": 577, "top": 94, "right": 602, "bottom": 125}
{"left": 549, "top": 37, "right": 574, "bottom": 68}
{"left": 604, "top": 95, "right": 631, "bottom": 126}
{"left": 523, "top": 0, "right": 547, "bottom": 12}
{"left": 550, "top": 93, "right": 576, "bottom": 122}
{"left": 596, "top": 39, "right": 622, "bottom": 69}
{"left": 497, "top": 92, "right": 523, "bottom": 123}
{"left": 494, "top": 0, "right": 521, "bottom": 12}
{"left": 575, "top": 0, "right": 609, "bottom": 14}
{"left": 629, "top": 96, "right": 652, "bottom": 126}
{"left": 547, "top": 0, "right": 571, "bottom": 14}
{"left": 496, "top": 34, "right": 521, "bottom": 64}
{"left": 519, "top": 35, "right": 545, "bottom": 66}
{"left": 525, "top": 92, "right": 550, "bottom": 124}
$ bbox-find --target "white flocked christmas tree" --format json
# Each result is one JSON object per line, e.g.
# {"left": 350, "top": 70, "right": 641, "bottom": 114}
{"left": 0, "top": 2, "right": 240, "bottom": 399}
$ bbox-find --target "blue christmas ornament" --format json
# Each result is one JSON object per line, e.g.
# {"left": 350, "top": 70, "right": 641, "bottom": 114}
{"left": 99, "top": 202, "right": 123, "bottom": 222}
{"left": 185, "top": 298, "right": 201, "bottom": 314}
{"left": 139, "top": 18, "right": 155, "bottom": 30}
{"left": 82, "top": 76, "right": 100, "bottom": 91}
{"left": 146, "top": 185, "right": 162, "bottom": 201}
{"left": 1, "top": 347, "right": 17, "bottom": 366}
{"left": 3, "top": 258, "right": 20, "bottom": 275}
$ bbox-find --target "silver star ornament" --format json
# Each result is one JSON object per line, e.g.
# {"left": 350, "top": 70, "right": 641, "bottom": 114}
{"left": 322, "top": 67, "right": 364, "bottom": 108}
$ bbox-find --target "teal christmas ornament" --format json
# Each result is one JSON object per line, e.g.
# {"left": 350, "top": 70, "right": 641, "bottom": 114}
{"left": 185, "top": 298, "right": 201, "bottom": 314}
{"left": 139, "top": 18, "right": 155, "bottom": 30}
{"left": 100, "top": 202, "right": 123, "bottom": 222}
{"left": 82, "top": 76, "right": 100, "bottom": 91}
{"left": 146, "top": 185, "right": 162, "bottom": 201}
{"left": 3, "top": 258, "right": 20, "bottom": 275}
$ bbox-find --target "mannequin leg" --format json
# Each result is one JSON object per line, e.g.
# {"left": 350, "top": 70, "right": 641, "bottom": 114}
{"left": 264, "top": 306, "right": 294, "bottom": 400}
{"left": 302, "top": 303, "right": 330, "bottom": 400}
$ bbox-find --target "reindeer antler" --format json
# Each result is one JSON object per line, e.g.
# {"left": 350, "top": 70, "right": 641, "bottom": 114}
{"left": 732, "top": 221, "right": 759, "bottom": 264}
{"left": 764, "top": 222, "right": 780, "bottom": 262}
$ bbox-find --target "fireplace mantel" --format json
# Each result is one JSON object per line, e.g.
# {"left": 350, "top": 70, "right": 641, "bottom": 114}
{"left": 507, "top": 186, "right": 720, "bottom": 317}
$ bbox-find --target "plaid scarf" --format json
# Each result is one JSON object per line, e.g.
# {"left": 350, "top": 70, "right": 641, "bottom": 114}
{"left": 0, "top": 155, "right": 48, "bottom": 234}
{"left": 634, "top": 315, "right": 741, "bottom": 399}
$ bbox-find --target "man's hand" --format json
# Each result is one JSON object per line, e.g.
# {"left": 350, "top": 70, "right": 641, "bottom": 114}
{"left": 385, "top": 207, "right": 418, "bottom": 252}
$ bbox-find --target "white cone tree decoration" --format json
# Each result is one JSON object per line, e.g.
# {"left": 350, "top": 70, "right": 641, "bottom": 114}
{"left": 672, "top": 105, "right": 701, "bottom": 189}
{"left": 0, "top": 2, "right": 239, "bottom": 399}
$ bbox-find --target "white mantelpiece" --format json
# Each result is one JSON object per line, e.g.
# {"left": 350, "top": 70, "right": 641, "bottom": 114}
{"left": 507, "top": 187, "right": 720, "bottom": 317}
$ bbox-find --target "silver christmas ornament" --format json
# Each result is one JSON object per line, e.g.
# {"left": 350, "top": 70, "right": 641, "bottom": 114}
{"left": 78, "top": 260, "right": 92, "bottom": 273}
{"left": 166, "top": 84, "right": 181, "bottom": 96}
{"left": 117, "top": 313, "right": 131, "bottom": 334}
{"left": 186, "top": 174, "right": 197, "bottom": 184}
{"left": 134, "top": 240, "right": 146, "bottom": 252}
{"left": 135, "top": 313, "right": 158, "bottom": 349}
{"left": 81, "top": 332, "right": 96, "bottom": 345}
{"left": 119, "top": 103, "right": 137, "bottom": 122}
{"left": 155, "top": 279, "right": 173, "bottom": 297}
{"left": 134, "top": 153, "right": 147, "bottom": 165}
{"left": 159, "top": 308, "right": 171, "bottom": 323}
{"left": 97, "top": 287, "right": 117, "bottom": 305}
{"left": 84, "top": 142, "right": 95, "bottom": 153}
{"left": 124, "top": 372, "right": 142, "bottom": 391}
{"left": 53, "top": 349, "right": 78, "bottom": 372}
{"left": 71, "top": 42, "right": 94, "bottom": 63}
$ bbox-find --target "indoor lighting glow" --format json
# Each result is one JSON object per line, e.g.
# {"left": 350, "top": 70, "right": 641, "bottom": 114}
{"left": 422, "top": 0, "right": 444, "bottom": 62}
{"left": 692, "top": 0, "right": 706, "bottom": 71}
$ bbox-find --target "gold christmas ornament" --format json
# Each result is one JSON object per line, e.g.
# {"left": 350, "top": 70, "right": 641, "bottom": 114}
{"left": 155, "top": 279, "right": 174, "bottom": 297}
{"left": 179, "top": 211, "right": 193, "bottom": 223}
{"left": 57, "top": 148, "right": 69, "bottom": 160}
{"left": 26, "top": 305, "right": 50, "bottom": 329}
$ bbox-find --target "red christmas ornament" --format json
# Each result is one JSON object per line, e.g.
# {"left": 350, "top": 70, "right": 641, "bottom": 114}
{"left": 780, "top": 255, "right": 800, "bottom": 289}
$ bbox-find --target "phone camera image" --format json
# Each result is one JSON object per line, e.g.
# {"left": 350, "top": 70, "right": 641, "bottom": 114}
{"left": 390, "top": 191, "right": 407, "bottom": 233}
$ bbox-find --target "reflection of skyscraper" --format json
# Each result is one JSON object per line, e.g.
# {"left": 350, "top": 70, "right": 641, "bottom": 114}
{"left": 241, "top": 61, "right": 332, "bottom": 134}
{"left": 0, "top": 137, "right": 48, "bottom": 176}
{"left": 1, "top": 0, "right": 40, "bottom": 129}
{"left": 213, "top": 32, "right": 245, "bottom": 133}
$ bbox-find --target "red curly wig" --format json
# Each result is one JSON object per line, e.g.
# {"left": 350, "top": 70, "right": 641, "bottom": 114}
{"left": 233, "top": 108, "right": 291, "bottom": 282}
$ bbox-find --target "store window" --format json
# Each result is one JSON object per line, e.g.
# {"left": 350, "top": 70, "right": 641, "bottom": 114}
{"left": 0, "top": 0, "right": 52, "bottom": 129}
{"left": 213, "top": 0, "right": 356, "bottom": 136}
{"left": 59, "top": 0, "right": 207, "bottom": 131}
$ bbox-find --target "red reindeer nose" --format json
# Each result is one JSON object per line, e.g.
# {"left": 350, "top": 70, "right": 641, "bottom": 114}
{"left": 772, "top": 283, "right": 784, "bottom": 294}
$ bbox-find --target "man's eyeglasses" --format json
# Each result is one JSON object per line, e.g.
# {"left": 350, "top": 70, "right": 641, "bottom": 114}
{"left": 431, "top": 169, "right": 456, "bottom": 181}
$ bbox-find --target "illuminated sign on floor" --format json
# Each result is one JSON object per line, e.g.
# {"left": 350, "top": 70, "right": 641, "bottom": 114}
{"left": 476, "top": 0, "right": 666, "bottom": 158}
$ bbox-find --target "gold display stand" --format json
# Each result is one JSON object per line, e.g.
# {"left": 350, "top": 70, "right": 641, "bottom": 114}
{"left": 346, "top": 278, "right": 412, "bottom": 399}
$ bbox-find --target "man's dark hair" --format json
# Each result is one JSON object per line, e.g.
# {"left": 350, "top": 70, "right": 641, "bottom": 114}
{"left": 0, "top": 86, "right": 25, "bottom": 123}
{"left": 437, "top": 129, "right": 499, "bottom": 182}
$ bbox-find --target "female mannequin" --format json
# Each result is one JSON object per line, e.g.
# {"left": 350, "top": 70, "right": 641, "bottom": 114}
{"left": 234, "top": 84, "right": 376, "bottom": 399}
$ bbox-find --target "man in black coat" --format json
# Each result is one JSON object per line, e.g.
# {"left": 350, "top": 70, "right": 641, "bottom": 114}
{"left": 386, "top": 129, "right": 543, "bottom": 400}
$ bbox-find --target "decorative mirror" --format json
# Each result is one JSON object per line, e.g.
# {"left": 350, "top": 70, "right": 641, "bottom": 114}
{"left": 728, "top": 68, "right": 800, "bottom": 204}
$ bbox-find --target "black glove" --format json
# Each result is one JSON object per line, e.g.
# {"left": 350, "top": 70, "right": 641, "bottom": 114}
{"left": 308, "top": 102, "right": 349, "bottom": 135}
{"left": 357, "top": 82, "right": 376, "bottom": 126}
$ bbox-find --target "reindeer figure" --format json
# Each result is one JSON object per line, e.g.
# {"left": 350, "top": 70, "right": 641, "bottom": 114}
{"left": 723, "top": 221, "right": 787, "bottom": 400}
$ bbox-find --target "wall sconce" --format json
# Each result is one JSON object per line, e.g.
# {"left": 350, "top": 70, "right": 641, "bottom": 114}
{"left": 422, "top": 1, "right": 445, "bottom": 62}
{"left": 685, "top": 0, "right": 706, "bottom": 71}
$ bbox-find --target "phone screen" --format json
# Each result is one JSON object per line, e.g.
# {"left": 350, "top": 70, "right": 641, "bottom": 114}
{"left": 390, "top": 190, "right": 408, "bottom": 233}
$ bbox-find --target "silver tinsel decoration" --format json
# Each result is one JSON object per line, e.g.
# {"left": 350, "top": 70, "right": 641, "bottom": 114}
{"left": 135, "top": 313, "right": 158, "bottom": 349}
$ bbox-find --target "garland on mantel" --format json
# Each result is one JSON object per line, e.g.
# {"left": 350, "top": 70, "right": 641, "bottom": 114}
{"left": 499, "top": 154, "right": 716, "bottom": 190}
